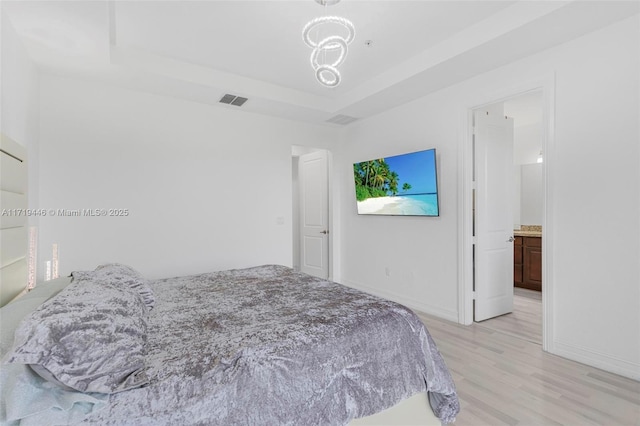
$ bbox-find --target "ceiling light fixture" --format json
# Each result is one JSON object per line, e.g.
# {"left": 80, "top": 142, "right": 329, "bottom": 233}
{"left": 302, "top": 0, "right": 355, "bottom": 88}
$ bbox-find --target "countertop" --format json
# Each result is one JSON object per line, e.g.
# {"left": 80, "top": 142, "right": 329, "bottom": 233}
{"left": 514, "top": 230, "right": 542, "bottom": 237}
{"left": 514, "top": 225, "right": 542, "bottom": 238}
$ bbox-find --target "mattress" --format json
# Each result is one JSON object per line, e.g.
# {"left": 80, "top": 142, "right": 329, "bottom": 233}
{"left": 1, "top": 265, "right": 459, "bottom": 425}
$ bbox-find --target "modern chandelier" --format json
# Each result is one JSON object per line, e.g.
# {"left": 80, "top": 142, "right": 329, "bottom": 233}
{"left": 302, "top": 0, "right": 355, "bottom": 88}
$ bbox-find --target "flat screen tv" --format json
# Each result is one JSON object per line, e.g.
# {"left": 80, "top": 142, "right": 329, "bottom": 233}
{"left": 353, "top": 148, "right": 439, "bottom": 216}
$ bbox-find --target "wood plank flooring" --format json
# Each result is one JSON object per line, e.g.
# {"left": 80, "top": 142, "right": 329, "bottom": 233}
{"left": 474, "top": 288, "right": 543, "bottom": 345}
{"left": 415, "top": 305, "right": 640, "bottom": 426}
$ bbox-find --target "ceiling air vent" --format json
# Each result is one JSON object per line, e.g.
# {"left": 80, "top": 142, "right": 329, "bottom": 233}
{"left": 326, "top": 114, "right": 358, "bottom": 125}
{"left": 219, "top": 94, "right": 248, "bottom": 107}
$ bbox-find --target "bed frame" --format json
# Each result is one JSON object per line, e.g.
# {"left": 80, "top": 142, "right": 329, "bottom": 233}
{"left": 0, "top": 133, "right": 29, "bottom": 307}
{"left": 350, "top": 392, "right": 441, "bottom": 425}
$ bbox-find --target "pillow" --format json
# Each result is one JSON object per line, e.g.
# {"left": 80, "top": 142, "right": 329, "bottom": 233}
{"left": 0, "top": 277, "right": 72, "bottom": 356}
{"left": 1, "top": 297, "right": 51, "bottom": 358}
{"left": 4, "top": 278, "right": 149, "bottom": 394}
{"left": 72, "top": 263, "right": 155, "bottom": 310}
{"left": 0, "top": 279, "right": 107, "bottom": 425}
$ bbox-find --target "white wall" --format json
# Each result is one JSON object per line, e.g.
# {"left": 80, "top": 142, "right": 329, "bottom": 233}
{"left": 337, "top": 15, "right": 639, "bottom": 378}
{"left": 503, "top": 91, "right": 544, "bottom": 227}
{"left": 505, "top": 92, "right": 544, "bottom": 166}
{"left": 550, "top": 15, "right": 639, "bottom": 379}
{"left": 520, "top": 163, "right": 543, "bottom": 226}
{"left": 513, "top": 166, "right": 522, "bottom": 229}
{"left": 37, "top": 75, "right": 339, "bottom": 280}
{"left": 338, "top": 98, "right": 460, "bottom": 321}
{"left": 1, "top": 11, "right": 40, "bottom": 216}
{"left": 513, "top": 123, "right": 543, "bottom": 165}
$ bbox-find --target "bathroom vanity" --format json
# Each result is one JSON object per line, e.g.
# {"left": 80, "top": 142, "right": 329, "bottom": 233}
{"left": 514, "top": 226, "right": 542, "bottom": 291}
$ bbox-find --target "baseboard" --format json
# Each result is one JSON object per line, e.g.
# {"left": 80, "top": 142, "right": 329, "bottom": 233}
{"left": 551, "top": 340, "right": 640, "bottom": 381}
{"left": 343, "top": 279, "right": 459, "bottom": 323}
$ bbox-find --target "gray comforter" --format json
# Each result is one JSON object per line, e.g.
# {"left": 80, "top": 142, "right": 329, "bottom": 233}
{"left": 82, "top": 265, "right": 459, "bottom": 425}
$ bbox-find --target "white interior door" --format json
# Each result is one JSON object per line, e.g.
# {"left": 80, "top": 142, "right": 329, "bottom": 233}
{"left": 299, "top": 150, "right": 329, "bottom": 279}
{"left": 474, "top": 110, "right": 514, "bottom": 321}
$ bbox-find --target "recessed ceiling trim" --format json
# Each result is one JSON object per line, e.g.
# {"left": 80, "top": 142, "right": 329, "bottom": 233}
{"left": 109, "top": 46, "right": 335, "bottom": 112}
{"left": 332, "top": 1, "right": 569, "bottom": 111}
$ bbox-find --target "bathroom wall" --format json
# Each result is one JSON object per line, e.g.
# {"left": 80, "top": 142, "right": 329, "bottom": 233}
{"left": 521, "top": 163, "right": 543, "bottom": 225}
{"left": 506, "top": 92, "right": 543, "bottom": 228}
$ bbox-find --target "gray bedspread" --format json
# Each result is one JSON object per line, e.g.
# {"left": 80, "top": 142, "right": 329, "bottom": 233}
{"left": 82, "top": 265, "right": 459, "bottom": 425}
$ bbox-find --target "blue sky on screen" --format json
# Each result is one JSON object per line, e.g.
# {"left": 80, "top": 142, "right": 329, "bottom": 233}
{"left": 384, "top": 149, "right": 437, "bottom": 194}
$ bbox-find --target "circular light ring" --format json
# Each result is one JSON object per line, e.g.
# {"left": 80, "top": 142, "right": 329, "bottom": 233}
{"left": 316, "top": 34, "right": 347, "bottom": 52}
{"left": 315, "top": 64, "right": 341, "bottom": 87}
{"left": 311, "top": 36, "right": 348, "bottom": 68}
{"left": 302, "top": 14, "right": 354, "bottom": 88}
{"left": 302, "top": 16, "right": 355, "bottom": 49}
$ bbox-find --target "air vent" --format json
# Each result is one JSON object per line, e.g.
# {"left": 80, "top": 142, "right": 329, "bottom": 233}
{"left": 326, "top": 114, "right": 358, "bottom": 125}
{"left": 219, "top": 94, "right": 248, "bottom": 107}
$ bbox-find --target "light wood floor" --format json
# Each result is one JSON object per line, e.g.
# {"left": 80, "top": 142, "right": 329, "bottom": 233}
{"left": 475, "top": 288, "right": 543, "bottom": 345}
{"left": 416, "top": 305, "right": 640, "bottom": 425}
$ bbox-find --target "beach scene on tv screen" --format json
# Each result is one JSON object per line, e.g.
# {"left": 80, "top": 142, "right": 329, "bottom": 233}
{"left": 353, "top": 149, "right": 439, "bottom": 216}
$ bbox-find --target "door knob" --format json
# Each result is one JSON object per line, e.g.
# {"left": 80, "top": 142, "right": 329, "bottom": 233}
{"left": 320, "top": 230, "right": 329, "bottom": 235}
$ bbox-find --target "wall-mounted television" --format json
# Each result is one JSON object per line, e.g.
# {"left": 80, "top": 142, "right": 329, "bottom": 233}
{"left": 353, "top": 148, "right": 439, "bottom": 216}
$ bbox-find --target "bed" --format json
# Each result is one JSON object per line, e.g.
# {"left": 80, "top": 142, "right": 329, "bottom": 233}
{"left": 1, "top": 264, "right": 459, "bottom": 425}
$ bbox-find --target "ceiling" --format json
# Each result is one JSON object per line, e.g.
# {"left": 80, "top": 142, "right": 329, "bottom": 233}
{"left": 3, "top": 1, "right": 638, "bottom": 126}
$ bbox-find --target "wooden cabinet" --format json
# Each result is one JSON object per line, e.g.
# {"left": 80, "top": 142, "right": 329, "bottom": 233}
{"left": 514, "top": 237, "right": 523, "bottom": 285}
{"left": 514, "top": 236, "right": 541, "bottom": 291}
{"left": 523, "top": 237, "right": 542, "bottom": 291}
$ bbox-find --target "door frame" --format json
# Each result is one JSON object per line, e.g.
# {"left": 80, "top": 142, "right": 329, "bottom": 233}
{"left": 457, "top": 73, "right": 556, "bottom": 352}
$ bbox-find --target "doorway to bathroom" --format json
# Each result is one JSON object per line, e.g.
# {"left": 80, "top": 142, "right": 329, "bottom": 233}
{"left": 473, "top": 90, "right": 544, "bottom": 345}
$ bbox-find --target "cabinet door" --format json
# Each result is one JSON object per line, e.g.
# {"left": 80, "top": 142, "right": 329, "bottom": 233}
{"left": 523, "top": 237, "right": 542, "bottom": 291}
{"left": 514, "top": 237, "right": 523, "bottom": 285}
